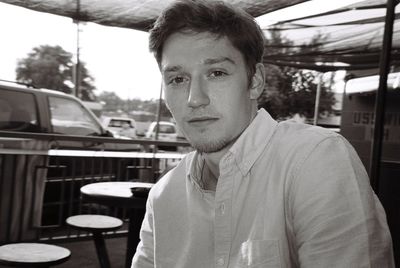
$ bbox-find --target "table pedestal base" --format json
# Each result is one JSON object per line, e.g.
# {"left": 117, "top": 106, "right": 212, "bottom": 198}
{"left": 125, "top": 208, "right": 145, "bottom": 268}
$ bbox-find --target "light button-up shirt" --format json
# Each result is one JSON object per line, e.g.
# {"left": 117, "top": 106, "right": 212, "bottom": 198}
{"left": 132, "top": 108, "right": 394, "bottom": 268}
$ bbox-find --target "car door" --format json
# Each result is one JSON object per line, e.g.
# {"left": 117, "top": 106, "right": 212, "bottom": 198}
{"left": 0, "top": 87, "right": 49, "bottom": 242}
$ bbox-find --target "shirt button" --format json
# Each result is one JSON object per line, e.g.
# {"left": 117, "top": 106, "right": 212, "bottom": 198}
{"left": 217, "top": 257, "right": 225, "bottom": 266}
{"left": 219, "top": 203, "right": 225, "bottom": 215}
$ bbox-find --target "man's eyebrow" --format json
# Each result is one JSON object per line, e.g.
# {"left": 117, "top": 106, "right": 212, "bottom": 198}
{"left": 162, "top": 57, "right": 235, "bottom": 74}
{"left": 162, "top": 65, "right": 182, "bottom": 74}
{"left": 203, "top": 57, "right": 235, "bottom": 65}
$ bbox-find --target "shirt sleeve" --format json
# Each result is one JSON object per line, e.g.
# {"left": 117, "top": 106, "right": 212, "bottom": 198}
{"left": 131, "top": 197, "right": 155, "bottom": 268}
{"left": 290, "top": 135, "right": 394, "bottom": 267}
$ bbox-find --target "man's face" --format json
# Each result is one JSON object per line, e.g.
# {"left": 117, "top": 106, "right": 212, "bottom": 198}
{"left": 161, "top": 32, "right": 255, "bottom": 153}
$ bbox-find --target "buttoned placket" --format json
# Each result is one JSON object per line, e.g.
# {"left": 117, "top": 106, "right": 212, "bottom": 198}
{"left": 214, "top": 154, "right": 235, "bottom": 268}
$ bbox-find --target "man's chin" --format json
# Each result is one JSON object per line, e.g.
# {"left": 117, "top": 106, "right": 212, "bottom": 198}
{"left": 189, "top": 138, "right": 230, "bottom": 154}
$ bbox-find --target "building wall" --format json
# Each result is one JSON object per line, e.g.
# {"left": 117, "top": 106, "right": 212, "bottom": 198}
{"left": 340, "top": 90, "right": 400, "bottom": 169}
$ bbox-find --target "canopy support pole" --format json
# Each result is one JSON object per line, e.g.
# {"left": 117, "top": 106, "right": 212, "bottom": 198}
{"left": 369, "top": 0, "right": 397, "bottom": 192}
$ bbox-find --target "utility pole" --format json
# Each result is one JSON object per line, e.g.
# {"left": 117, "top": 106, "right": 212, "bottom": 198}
{"left": 73, "top": 0, "right": 81, "bottom": 98}
{"left": 313, "top": 72, "right": 323, "bottom": 125}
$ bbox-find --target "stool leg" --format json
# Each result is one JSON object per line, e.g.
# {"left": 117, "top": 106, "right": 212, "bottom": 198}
{"left": 93, "top": 231, "right": 111, "bottom": 268}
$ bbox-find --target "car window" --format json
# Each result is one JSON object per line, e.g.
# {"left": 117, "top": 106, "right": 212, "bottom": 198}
{"left": 109, "top": 119, "right": 133, "bottom": 128}
{"left": 49, "top": 96, "right": 102, "bottom": 136}
{"left": 0, "top": 89, "right": 40, "bottom": 132}
{"left": 158, "top": 124, "right": 175, "bottom": 134}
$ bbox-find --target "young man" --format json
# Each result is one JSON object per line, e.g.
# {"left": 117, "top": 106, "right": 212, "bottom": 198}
{"left": 132, "top": 1, "right": 394, "bottom": 267}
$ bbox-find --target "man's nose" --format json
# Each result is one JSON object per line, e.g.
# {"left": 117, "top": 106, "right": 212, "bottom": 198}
{"left": 187, "top": 78, "right": 210, "bottom": 108}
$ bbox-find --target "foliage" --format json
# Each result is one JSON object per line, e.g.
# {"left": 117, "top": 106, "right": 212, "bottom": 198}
{"left": 97, "top": 91, "right": 172, "bottom": 119}
{"left": 16, "top": 45, "right": 96, "bottom": 101}
{"left": 258, "top": 29, "right": 335, "bottom": 120}
{"left": 97, "top": 91, "right": 125, "bottom": 111}
{"left": 259, "top": 66, "right": 335, "bottom": 120}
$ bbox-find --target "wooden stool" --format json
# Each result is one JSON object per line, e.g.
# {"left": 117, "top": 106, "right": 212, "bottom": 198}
{"left": 0, "top": 243, "right": 70, "bottom": 267}
{"left": 66, "top": 214, "right": 123, "bottom": 268}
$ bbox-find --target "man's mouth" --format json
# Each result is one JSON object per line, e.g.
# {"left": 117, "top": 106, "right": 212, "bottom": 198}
{"left": 187, "top": 117, "right": 219, "bottom": 126}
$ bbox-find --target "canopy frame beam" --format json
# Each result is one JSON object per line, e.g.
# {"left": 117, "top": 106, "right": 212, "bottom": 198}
{"left": 369, "top": 0, "right": 398, "bottom": 192}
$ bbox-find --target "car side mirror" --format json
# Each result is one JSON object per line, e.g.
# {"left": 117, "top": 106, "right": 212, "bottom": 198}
{"left": 102, "top": 129, "right": 115, "bottom": 137}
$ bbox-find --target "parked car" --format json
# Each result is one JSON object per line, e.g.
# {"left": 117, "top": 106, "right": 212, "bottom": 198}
{"left": 0, "top": 81, "right": 143, "bottom": 151}
{"left": 146, "top": 121, "right": 178, "bottom": 141}
{"left": 145, "top": 121, "right": 179, "bottom": 151}
{"left": 0, "top": 82, "right": 105, "bottom": 136}
{"left": 101, "top": 116, "right": 137, "bottom": 139}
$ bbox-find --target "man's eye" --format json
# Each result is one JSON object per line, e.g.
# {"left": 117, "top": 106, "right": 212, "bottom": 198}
{"left": 169, "top": 76, "right": 186, "bottom": 85}
{"left": 209, "top": 70, "right": 227, "bottom": 78}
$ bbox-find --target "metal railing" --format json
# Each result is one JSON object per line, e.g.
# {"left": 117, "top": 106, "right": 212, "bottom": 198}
{"left": 0, "top": 131, "right": 190, "bottom": 243}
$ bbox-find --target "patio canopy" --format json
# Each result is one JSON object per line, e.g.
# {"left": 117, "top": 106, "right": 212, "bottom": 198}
{"left": 261, "top": 0, "right": 400, "bottom": 72}
{"left": 0, "top": 0, "right": 308, "bottom": 31}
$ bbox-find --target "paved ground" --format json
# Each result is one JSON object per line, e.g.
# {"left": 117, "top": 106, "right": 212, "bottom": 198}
{"left": 0, "top": 236, "right": 128, "bottom": 268}
{"left": 56, "top": 236, "right": 127, "bottom": 268}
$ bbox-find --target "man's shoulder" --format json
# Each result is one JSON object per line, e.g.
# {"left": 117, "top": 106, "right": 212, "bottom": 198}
{"left": 277, "top": 120, "right": 340, "bottom": 145}
{"left": 270, "top": 120, "right": 344, "bottom": 161}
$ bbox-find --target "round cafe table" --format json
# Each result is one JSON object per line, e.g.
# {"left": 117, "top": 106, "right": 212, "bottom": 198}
{"left": 80, "top": 181, "right": 153, "bottom": 268}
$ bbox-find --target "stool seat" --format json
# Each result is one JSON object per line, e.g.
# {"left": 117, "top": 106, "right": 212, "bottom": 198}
{"left": 66, "top": 215, "right": 123, "bottom": 268}
{"left": 0, "top": 243, "right": 70, "bottom": 267}
{"left": 66, "top": 214, "right": 123, "bottom": 232}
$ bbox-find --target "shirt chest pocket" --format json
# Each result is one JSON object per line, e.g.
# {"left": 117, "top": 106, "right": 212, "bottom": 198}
{"left": 237, "top": 240, "right": 281, "bottom": 268}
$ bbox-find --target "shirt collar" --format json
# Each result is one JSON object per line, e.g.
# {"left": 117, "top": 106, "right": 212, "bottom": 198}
{"left": 186, "top": 108, "right": 278, "bottom": 181}
{"left": 185, "top": 151, "right": 204, "bottom": 189}
{"left": 227, "top": 108, "right": 278, "bottom": 176}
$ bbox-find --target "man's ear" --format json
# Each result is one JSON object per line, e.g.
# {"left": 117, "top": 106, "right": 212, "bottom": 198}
{"left": 249, "top": 63, "right": 265, "bottom": 100}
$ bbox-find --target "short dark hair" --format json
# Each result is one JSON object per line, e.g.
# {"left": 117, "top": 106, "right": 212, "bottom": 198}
{"left": 149, "top": 0, "right": 265, "bottom": 80}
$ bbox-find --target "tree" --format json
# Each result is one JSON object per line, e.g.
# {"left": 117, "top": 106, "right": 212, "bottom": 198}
{"left": 97, "top": 91, "right": 126, "bottom": 112}
{"left": 16, "top": 45, "right": 96, "bottom": 101}
{"left": 258, "top": 30, "right": 335, "bottom": 120}
{"left": 140, "top": 99, "right": 172, "bottom": 119}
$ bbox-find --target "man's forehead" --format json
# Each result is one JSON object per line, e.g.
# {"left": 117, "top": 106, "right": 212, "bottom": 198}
{"left": 161, "top": 31, "right": 240, "bottom": 67}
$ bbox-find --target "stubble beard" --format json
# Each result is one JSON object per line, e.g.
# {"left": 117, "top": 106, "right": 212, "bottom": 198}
{"left": 191, "top": 138, "right": 229, "bottom": 153}
{"left": 187, "top": 132, "right": 239, "bottom": 154}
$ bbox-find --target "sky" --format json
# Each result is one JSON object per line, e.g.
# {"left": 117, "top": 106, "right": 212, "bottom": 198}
{"left": 0, "top": 2, "right": 161, "bottom": 100}
{"left": 0, "top": 0, "right": 364, "bottom": 100}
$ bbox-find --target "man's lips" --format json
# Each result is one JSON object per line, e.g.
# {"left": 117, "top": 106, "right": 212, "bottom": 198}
{"left": 187, "top": 117, "right": 219, "bottom": 126}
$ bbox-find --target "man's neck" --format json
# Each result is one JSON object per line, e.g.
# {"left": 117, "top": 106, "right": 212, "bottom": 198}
{"left": 201, "top": 143, "right": 231, "bottom": 191}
